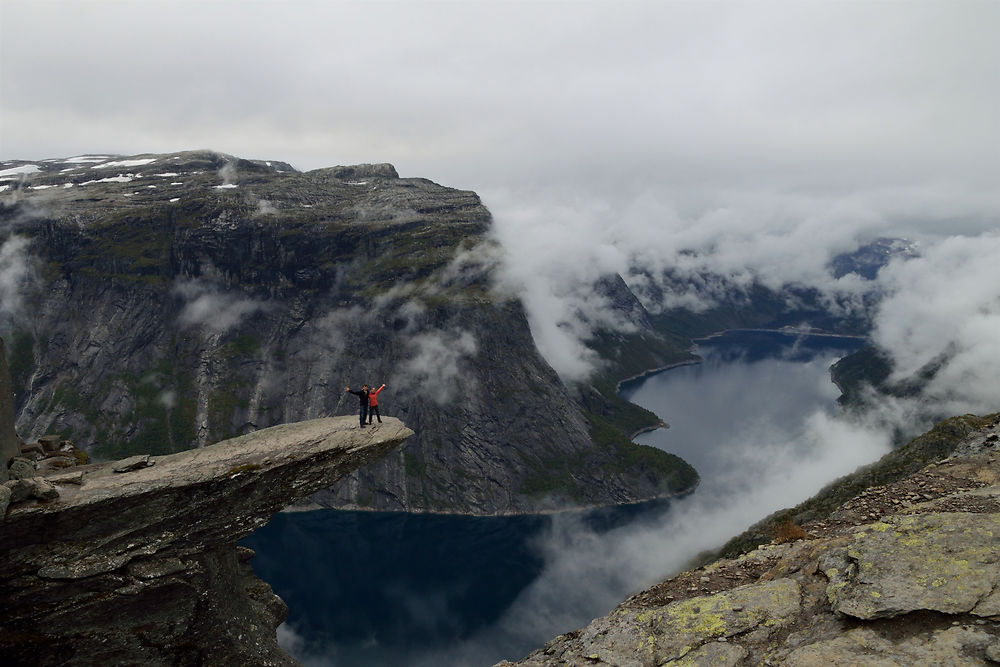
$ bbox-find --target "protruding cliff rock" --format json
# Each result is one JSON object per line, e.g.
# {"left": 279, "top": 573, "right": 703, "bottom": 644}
{"left": 0, "top": 416, "right": 413, "bottom": 665}
{"left": 504, "top": 415, "right": 1000, "bottom": 666}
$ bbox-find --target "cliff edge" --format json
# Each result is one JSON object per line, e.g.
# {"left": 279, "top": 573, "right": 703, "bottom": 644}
{"left": 0, "top": 416, "right": 413, "bottom": 665}
{"left": 504, "top": 415, "right": 1000, "bottom": 666}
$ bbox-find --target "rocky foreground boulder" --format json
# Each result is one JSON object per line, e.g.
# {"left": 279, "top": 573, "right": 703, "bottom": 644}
{"left": 504, "top": 416, "right": 1000, "bottom": 666}
{"left": 0, "top": 416, "right": 413, "bottom": 665}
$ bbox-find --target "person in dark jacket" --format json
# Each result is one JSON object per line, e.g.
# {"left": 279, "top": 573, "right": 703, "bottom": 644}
{"left": 367, "top": 383, "right": 385, "bottom": 424}
{"left": 345, "top": 385, "right": 369, "bottom": 427}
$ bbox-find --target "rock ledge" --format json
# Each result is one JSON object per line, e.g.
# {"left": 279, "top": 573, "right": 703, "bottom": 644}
{"left": 0, "top": 417, "right": 413, "bottom": 665}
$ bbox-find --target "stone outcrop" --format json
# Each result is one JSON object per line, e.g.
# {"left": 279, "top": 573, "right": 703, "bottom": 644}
{"left": 504, "top": 416, "right": 1000, "bottom": 666}
{"left": 0, "top": 416, "right": 413, "bottom": 665}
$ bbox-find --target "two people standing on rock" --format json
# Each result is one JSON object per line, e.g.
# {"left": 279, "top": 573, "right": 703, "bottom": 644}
{"left": 344, "top": 383, "right": 386, "bottom": 428}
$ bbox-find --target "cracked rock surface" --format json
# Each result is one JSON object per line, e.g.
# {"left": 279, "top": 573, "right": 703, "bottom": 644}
{"left": 0, "top": 416, "right": 412, "bottom": 665}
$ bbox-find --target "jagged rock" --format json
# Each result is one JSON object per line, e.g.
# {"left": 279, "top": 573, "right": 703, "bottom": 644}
{"left": 820, "top": 512, "right": 1000, "bottom": 619}
{"left": 0, "top": 415, "right": 412, "bottom": 665}
{"left": 2, "top": 477, "right": 59, "bottom": 504}
{"left": 785, "top": 626, "right": 999, "bottom": 666}
{"left": 27, "top": 477, "right": 58, "bottom": 501}
{"left": 112, "top": 453, "right": 153, "bottom": 472}
{"left": 20, "top": 441, "right": 44, "bottom": 457}
{"left": 0, "top": 484, "right": 10, "bottom": 517}
{"left": 7, "top": 456, "right": 34, "bottom": 479}
{"left": 37, "top": 434, "right": 61, "bottom": 452}
{"left": 128, "top": 556, "right": 188, "bottom": 580}
{"left": 5, "top": 478, "right": 34, "bottom": 503}
{"left": 47, "top": 470, "right": 84, "bottom": 485}
{"left": 517, "top": 578, "right": 800, "bottom": 665}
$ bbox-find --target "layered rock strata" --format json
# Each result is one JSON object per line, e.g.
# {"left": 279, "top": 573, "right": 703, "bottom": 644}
{"left": 505, "top": 418, "right": 1000, "bottom": 666}
{"left": 0, "top": 416, "right": 413, "bottom": 665}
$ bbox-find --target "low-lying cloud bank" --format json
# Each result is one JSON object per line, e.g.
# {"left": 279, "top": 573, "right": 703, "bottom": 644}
{"left": 873, "top": 232, "right": 1000, "bottom": 416}
{"left": 487, "top": 185, "right": 1000, "bottom": 400}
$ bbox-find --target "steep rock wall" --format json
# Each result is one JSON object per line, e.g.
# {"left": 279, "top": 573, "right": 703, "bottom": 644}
{"left": 0, "top": 152, "right": 696, "bottom": 514}
{"left": 0, "top": 338, "right": 19, "bottom": 482}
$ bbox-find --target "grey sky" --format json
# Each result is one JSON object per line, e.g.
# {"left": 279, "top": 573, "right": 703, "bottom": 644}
{"left": 3, "top": 0, "right": 1000, "bottom": 390}
{"left": 3, "top": 1, "right": 998, "bottom": 196}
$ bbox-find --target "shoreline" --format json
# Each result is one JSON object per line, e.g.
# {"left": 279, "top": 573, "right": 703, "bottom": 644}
{"left": 629, "top": 419, "right": 669, "bottom": 439}
{"left": 282, "top": 479, "right": 701, "bottom": 518}
{"left": 693, "top": 327, "right": 868, "bottom": 342}
{"left": 617, "top": 325, "right": 867, "bottom": 441}
{"left": 277, "top": 477, "right": 701, "bottom": 519}
{"left": 286, "top": 328, "right": 863, "bottom": 519}
{"left": 614, "top": 328, "right": 867, "bottom": 395}
{"left": 614, "top": 357, "right": 702, "bottom": 394}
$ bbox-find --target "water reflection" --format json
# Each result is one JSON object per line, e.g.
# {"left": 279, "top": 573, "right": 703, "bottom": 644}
{"left": 622, "top": 331, "right": 865, "bottom": 480}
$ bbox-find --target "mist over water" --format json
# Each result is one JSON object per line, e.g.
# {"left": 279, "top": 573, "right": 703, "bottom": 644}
{"left": 245, "top": 331, "right": 891, "bottom": 666}
{"left": 623, "top": 331, "right": 867, "bottom": 479}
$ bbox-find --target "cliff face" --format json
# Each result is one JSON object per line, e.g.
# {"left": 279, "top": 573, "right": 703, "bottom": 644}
{"left": 0, "top": 338, "right": 19, "bottom": 482}
{"left": 0, "top": 151, "right": 696, "bottom": 514}
{"left": 0, "top": 415, "right": 413, "bottom": 665}
{"left": 505, "top": 414, "right": 1000, "bottom": 666}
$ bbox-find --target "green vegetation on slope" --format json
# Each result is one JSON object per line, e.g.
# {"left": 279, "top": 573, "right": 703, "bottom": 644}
{"left": 708, "top": 413, "right": 998, "bottom": 561}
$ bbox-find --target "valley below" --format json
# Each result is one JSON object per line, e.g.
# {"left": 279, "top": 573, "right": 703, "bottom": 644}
{"left": 3, "top": 151, "right": 996, "bottom": 666}
{"left": 243, "top": 330, "right": 889, "bottom": 665}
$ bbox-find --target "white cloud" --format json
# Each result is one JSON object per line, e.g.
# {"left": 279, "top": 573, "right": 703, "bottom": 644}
{"left": 393, "top": 329, "right": 478, "bottom": 405}
{"left": 0, "top": 235, "right": 32, "bottom": 322}
{"left": 872, "top": 232, "right": 1000, "bottom": 414}
{"left": 173, "top": 278, "right": 268, "bottom": 334}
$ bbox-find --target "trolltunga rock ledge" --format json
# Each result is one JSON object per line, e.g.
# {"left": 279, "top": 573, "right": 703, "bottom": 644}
{"left": 0, "top": 417, "right": 413, "bottom": 665}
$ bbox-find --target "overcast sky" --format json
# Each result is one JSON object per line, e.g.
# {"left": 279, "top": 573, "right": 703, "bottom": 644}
{"left": 2, "top": 1, "right": 997, "bottom": 194}
{"left": 3, "top": 0, "right": 1000, "bottom": 390}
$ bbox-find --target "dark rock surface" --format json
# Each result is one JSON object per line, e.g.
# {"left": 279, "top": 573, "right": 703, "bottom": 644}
{"left": 0, "top": 338, "right": 19, "bottom": 483}
{"left": 0, "top": 416, "right": 413, "bottom": 665}
{"left": 0, "top": 151, "right": 696, "bottom": 514}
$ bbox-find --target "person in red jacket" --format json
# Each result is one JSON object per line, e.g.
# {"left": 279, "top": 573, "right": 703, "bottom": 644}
{"left": 367, "top": 383, "right": 385, "bottom": 425}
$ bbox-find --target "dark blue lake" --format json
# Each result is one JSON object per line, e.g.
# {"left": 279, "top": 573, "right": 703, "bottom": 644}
{"left": 242, "top": 330, "right": 876, "bottom": 666}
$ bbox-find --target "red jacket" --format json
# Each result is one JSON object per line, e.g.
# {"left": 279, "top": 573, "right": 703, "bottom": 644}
{"left": 368, "top": 384, "right": 385, "bottom": 406}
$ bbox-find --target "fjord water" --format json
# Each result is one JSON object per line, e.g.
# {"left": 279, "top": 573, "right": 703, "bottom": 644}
{"left": 243, "top": 330, "right": 868, "bottom": 666}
